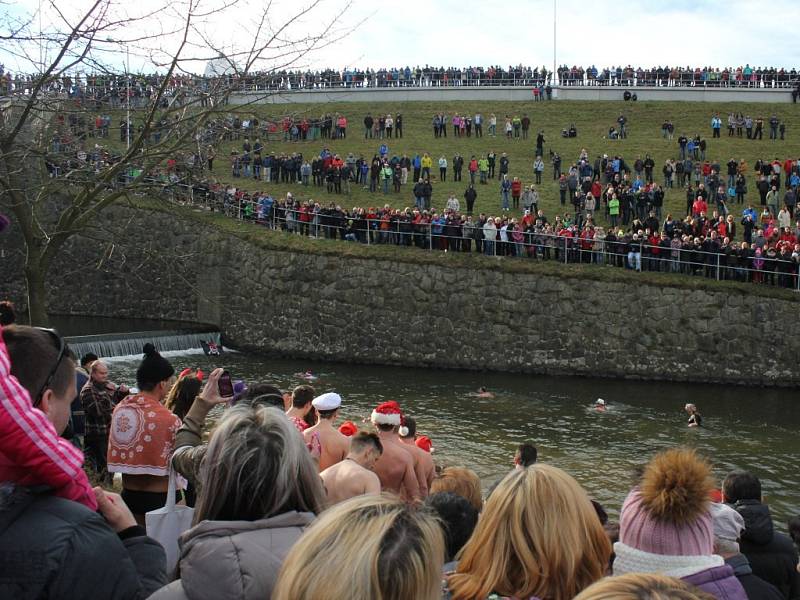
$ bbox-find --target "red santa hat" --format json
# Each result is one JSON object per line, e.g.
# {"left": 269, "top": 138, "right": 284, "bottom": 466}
{"left": 415, "top": 436, "right": 434, "bottom": 453}
{"left": 371, "top": 400, "right": 404, "bottom": 426}
{"left": 338, "top": 421, "right": 358, "bottom": 437}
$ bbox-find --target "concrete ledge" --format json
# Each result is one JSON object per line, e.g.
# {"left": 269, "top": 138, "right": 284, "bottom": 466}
{"left": 229, "top": 85, "right": 797, "bottom": 105}
{"left": 556, "top": 86, "right": 795, "bottom": 103}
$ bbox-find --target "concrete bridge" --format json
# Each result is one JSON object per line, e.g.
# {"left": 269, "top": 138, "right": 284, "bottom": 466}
{"left": 229, "top": 85, "right": 797, "bottom": 105}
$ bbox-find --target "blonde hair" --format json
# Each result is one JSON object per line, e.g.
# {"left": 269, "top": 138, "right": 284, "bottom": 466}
{"left": 573, "top": 573, "right": 717, "bottom": 600}
{"left": 273, "top": 494, "right": 444, "bottom": 600}
{"left": 447, "top": 465, "right": 611, "bottom": 600}
{"left": 430, "top": 467, "right": 483, "bottom": 512}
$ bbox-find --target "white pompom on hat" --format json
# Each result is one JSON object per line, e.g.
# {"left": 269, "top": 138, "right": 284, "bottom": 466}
{"left": 370, "top": 400, "right": 403, "bottom": 426}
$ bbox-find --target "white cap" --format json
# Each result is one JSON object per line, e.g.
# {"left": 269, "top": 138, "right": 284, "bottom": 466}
{"left": 596, "top": 398, "right": 605, "bottom": 406}
{"left": 312, "top": 392, "right": 341, "bottom": 411}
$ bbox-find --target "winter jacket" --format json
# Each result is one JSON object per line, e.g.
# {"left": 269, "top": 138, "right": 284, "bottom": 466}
{"left": 0, "top": 326, "right": 96, "bottom": 510}
{"left": 682, "top": 565, "right": 748, "bottom": 600}
{"left": 0, "top": 484, "right": 166, "bottom": 600}
{"left": 148, "top": 512, "right": 315, "bottom": 600}
{"left": 725, "top": 553, "right": 784, "bottom": 600}
{"left": 733, "top": 500, "right": 800, "bottom": 600}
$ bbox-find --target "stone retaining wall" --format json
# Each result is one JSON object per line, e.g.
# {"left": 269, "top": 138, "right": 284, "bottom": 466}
{"left": 1, "top": 205, "right": 797, "bottom": 386}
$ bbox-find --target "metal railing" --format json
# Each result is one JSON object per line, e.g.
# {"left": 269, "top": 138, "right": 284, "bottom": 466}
{"left": 171, "top": 184, "right": 800, "bottom": 291}
{"left": 3, "top": 68, "right": 799, "bottom": 99}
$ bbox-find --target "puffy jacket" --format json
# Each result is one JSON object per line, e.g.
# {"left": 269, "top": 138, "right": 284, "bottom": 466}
{"left": 733, "top": 500, "right": 800, "bottom": 600}
{"left": 725, "top": 553, "right": 784, "bottom": 600}
{"left": 0, "top": 484, "right": 166, "bottom": 599}
{"left": 682, "top": 565, "right": 747, "bottom": 600}
{"left": 148, "top": 511, "right": 315, "bottom": 600}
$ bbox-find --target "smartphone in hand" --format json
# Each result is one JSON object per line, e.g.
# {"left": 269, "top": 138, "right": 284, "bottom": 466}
{"left": 218, "top": 371, "right": 235, "bottom": 398}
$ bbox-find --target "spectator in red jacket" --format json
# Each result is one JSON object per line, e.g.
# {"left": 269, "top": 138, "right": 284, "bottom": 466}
{"left": 511, "top": 177, "right": 522, "bottom": 210}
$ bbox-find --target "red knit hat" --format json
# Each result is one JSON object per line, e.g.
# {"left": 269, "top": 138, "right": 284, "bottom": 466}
{"left": 338, "top": 421, "right": 358, "bottom": 437}
{"left": 415, "top": 435, "right": 434, "bottom": 453}
{"left": 370, "top": 400, "right": 403, "bottom": 426}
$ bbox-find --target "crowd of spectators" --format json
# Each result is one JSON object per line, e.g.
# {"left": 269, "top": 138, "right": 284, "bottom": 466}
{"left": 178, "top": 136, "right": 800, "bottom": 290}
{"left": 36, "top": 94, "right": 800, "bottom": 292}
{"left": 3, "top": 63, "right": 800, "bottom": 102}
{"left": 1, "top": 327, "right": 798, "bottom": 600}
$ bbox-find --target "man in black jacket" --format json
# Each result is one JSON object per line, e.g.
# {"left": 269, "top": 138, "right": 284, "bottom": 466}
{"left": 363, "top": 114, "right": 373, "bottom": 139}
{"left": 464, "top": 184, "right": 477, "bottom": 215}
{"left": 712, "top": 502, "right": 784, "bottom": 600}
{"left": 1, "top": 326, "right": 166, "bottom": 600}
{"left": 724, "top": 471, "right": 800, "bottom": 600}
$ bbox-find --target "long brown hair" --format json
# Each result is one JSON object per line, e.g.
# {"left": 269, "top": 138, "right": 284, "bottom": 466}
{"left": 447, "top": 465, "right": 611, "bottom": 600}
{"left": 164, "top": 374, "right": 202, "bottom": 420}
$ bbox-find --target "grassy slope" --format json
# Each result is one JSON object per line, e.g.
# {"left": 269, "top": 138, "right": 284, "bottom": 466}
{"left": 204, "top": 99, "right": 799, "bottom": 219}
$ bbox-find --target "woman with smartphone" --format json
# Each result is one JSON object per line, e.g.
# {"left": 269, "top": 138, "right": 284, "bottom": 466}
{"left": 150, "top": 369, "right": 326, "bottom": 600}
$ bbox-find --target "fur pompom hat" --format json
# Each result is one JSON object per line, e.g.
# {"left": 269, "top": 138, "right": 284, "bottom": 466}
{"left": 619, "top": 447, "right": 715, "bottom": 556}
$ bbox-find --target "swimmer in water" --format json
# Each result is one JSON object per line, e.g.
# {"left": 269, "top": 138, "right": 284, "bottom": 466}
{"left": 685, "top": 403, "right": 703, "bottom": 427}
{"left": 476, "top": 387, "right": 494, "bottom": 398}
{"left": 295, "top": 370, "right": 318, "bottom": 381}
{"left": 594, "top": 398, "right": 607, "bottom": 412}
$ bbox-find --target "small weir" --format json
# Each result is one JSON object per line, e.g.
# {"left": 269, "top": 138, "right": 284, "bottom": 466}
{"left": 65, "top": 329, "right": 221, "bottom": 359}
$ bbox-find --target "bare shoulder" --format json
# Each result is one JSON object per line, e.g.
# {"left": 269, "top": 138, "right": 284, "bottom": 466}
{"left": 320, "top": 459, "right": 343, "bottom": 477}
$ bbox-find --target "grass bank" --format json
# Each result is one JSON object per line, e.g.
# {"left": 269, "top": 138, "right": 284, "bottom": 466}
{"left": 203, "top": 99, "right": 800, "bottom": 220}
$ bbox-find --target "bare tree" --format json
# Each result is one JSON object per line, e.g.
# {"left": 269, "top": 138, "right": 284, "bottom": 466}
{"left": 0, "top": 0, "right": 355, "bottom": 325}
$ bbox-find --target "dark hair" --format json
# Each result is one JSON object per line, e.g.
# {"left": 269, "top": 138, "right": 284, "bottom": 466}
{"left": 243, "top": 383, "right": 285, "bottom": 409}
{"left": 80, "top": 352, "right": 99, "bottom": 368}
{"left": 591, "top": 500, "right": 609, "bottom": 526}
{"left": 317, "top": 408, "right": 337, "bottom": 419}
{"left": 3, "top": 325, "right": 74, "bottom": 401}
{"left": 350, "top": 431, "right": 383, "bottom": 455}
{"left": 292, "top": 384, "right": 315, "bottom": 408}
{"left": 788, "top": 516, "right": 800, "bottom": 548}
{"left": 135, "top": 343, "right": 175, "bottom": 391}
{"left": 376, "top": 423, "right": 395, "bottom": 432}
{"left": 0, "top": 301, "right": 16, "bottom": 326}
{"left": 516, "top": 443, "right": 538, "bottom": 467}
{"left": 723, "top": 471, "right": 762, "bottom": 503}
{"left": 400, "top": 416, "right": 417, "bottom": 438}
{"left": 425, "top": 492, "right": 479, "bottom": 562}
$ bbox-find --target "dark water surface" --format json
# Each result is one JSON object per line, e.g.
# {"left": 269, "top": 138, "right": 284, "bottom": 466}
{"left": 106, "top": 350, "right": 800, "bottom": 528}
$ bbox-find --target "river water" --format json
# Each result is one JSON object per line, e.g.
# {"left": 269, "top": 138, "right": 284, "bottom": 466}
{"left": 105, "top": 349, "right": 800, "bottom": 528}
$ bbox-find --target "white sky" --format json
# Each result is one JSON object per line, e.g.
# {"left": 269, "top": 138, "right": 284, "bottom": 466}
{"left": 2, "top": 0, "right": 799, "bottom": 74}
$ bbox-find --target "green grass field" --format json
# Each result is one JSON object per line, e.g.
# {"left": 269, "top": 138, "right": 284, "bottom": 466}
{"left": 201, "top": 99, "right": 800, "bottom": 221}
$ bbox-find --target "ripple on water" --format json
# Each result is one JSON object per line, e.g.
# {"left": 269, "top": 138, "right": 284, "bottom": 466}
{"left": 103, "top": 352, "right": 800, "bottom": 529}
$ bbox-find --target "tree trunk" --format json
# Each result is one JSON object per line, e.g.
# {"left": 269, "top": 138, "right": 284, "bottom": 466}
{"left": 24, "top": 259, "right": 50, "bottom": 326}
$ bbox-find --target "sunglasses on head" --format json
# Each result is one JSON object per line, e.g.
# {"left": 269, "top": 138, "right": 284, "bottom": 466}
{"left": 33, "top": 327, "right": 69, "bottom": 408}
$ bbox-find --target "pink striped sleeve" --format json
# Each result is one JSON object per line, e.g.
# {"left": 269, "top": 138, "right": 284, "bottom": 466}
{"left": 0, "top": 326, "right": 97, "bottom": 510}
